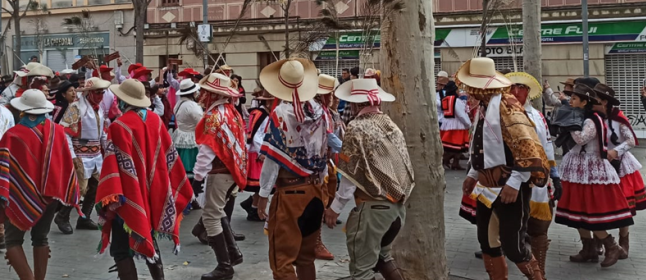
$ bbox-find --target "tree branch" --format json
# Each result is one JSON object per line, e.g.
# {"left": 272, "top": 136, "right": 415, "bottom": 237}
{"left": 20, "top": 0, "right": 36, "bottom": 19}
{"left": 2, "top": 7, "right": 11, "bottom": 14}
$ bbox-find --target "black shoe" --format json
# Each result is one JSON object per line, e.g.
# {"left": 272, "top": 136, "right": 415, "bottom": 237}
{"left": 246, "top": 209, "right": 265, "bottom": 222}
{"left": 54, "top": 206, "right": 74, "bottom": 234}
{"left": 0, "top": 235, "right": 5, "bottom": 250}
{"left": 76, "top": 217, "right": 99, "bottom": 230}
{"left": 239, "top": 196, "right": 253, "bottom": 215}
{"left": 202, "top": 234, "right": 234, "bottom": 280}
{"left": 474, "top": 251, "right": 483, "bottom": 259}
{"left": 336, "top": 219, "right": 342, "bottom": 225}
{"left": 232, "top": 230, "right": 245, "bottom": 242}
{"left": 222, "top": 218, "right": 243, "bottom": 266}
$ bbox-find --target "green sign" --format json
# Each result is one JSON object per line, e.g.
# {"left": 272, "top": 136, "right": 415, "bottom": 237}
{"left": 317, "top": 50, "right": 360, "bottom": 60}
{"left": 17, "top": 32, "right": 110, "bottom": 51}
{"left": 608, "top": 42, "right": 646, "bottom": 54}
{"left": 487, "top": 21, "right": 646, "bottom": 44}
{"left": 323, "top": 32, "right": 381, "bottom": 49}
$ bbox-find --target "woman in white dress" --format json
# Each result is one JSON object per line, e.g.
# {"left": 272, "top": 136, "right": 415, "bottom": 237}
{"left": 172, "top": 79, "right": 203, "bottom": 182}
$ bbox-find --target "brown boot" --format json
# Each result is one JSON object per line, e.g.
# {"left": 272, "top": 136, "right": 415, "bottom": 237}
{"left": 600, "top": 235, "right": 622, "bottom": 268}
{"left": 375, "top": 259, "right": 404, "bottom": 280}
{"left": 5, "top": 246, "right": 35, "bottom": 280}
{"left": 115, "top": 257, "right": 138, "bottom": 280}
{"left": 569, "top": 237, "right": 598, "bottom": 263}
{"left": 619, "top": 233, "right": 629, "bottom": 260}
{"left": 530, "top": 236, "right": 549, "bottom": 277}
{"left": 33, "top": 246, "right": 50, "bottom": 280}
{"left": 516, "top": 256, "right": 544, "bottom": 280}
{"left": 192, "top": 217, "right": 209, "bottom": 245}
{"left": 593, "top": 235, "right": 604, "bottom": 255}
{"left": 295, "top": 264, "right": 316, "bottom": 280}
{"left": 482, "top": 254, "right": 508, "bottom": 280}
{"left": 314, "top": 233, "right": 334, "bottom": 260}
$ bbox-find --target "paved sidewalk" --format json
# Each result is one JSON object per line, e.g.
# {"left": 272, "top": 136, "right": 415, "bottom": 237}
{"left": 2, "top": 146, "right": 646, "bottom": 279}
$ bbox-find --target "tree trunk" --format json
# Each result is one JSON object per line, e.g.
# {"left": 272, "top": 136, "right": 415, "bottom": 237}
{"left": 523, "top": 0, "right": 542, "bottom": 110}
{"left": 479, "top": 0, "right": 489, "bottom": 57}
{"left": 134, "top": 1, "right": 146, "bottom": 64}
{"left": 381, "top": 0, "right": 448, "bottom": 279}
{"left": 13, "top": 2, "right": 21, "bottom": 70}
{"left": 283, "top": 0, "right": 291, "bottom": 58}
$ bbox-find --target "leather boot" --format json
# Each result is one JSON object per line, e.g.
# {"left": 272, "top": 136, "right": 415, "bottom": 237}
{"left": 221, "top": 218, "right": 243, "bottom": 266}
{"left": 530, "top": 235, "right": 549, "bottom": 277}
{"left": 482, "top": 254, "right": 508, "bottom": 280}
{"left": 192, "top": 217, "right": 209, "bottom": 245}
{"left": 314, "top": 232, "right": 334, "bottom": 260}
{"left": 451, "top": 153, "right": 465, "bottom": 170}
{"left": 115, "top": 257, "right": 138, "bottom": 280}
{"left": 619, "top": 233, "right": 629, "bottom": 260}
{"left": 239, "top": 196, "right": 253, "bottom": 216}
{"left": 54, "top": 206, "right": 74, "bottom": 234}
{"left": 375, "top": 259, "right": 404, "bottom": 280}
{"left": 600, "top": 235, "right": 622, "bottom": 268}
{"left": 201, "top": 234, "right": 234, "bottom": 280}
{"left": 516, "top": 256, "right": 544, "bottom": 280}
{"left": 475, "top": 251, "right": 483, "bottom": 259}
{"left": 146, "top": 259, "right": 165, "bottom": 280}
{"left": 295, "top": 264, "right": 316, "bottom": 280}
{"left": 223, "top": 196, "right": 245, "bottom": 241}
{"left": 442, "top": 152, "right": 452, "bottom": 169}
{"left": 33, "top": 246, "right": 50, "bottom": 280}
{"left": 569, "top": 237, "right": 598, "bottom": 263}
{"left": 5, "top": 246, "right": 35, "bottom": 280}
{"left": 77, "top": 182, "right": 99, "bottom": 230}
{"left": 593, "top": 235, "right": 604, "bottom": 256}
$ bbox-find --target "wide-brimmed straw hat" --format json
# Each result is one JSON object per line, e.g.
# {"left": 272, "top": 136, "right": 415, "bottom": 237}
{"left": 564, "top": 83, "right": 598, "bottom": 104}
{"left": 455, "top": 58, "right": 511, "bottom": 90}
{"left": 198, "top": 73, "right": 238, "bottom": 97}
{"left": 259, "top": 58, "right": 318, "bottom": 102}
{"left": 505, "top": 72, "right": 543, "bottom": 101}
{"left": 109, "top": 79, "right": 150, "bottom": 108}
{"left": 335, "top": 78, "right": 395, "bottom": 105}
{"left": 10, "top": 89, "right": 54, "bottom": 114}
{"left": 178, "top": 79, "right": 201, "bottom": 96}
{"left": 593, "top": 83, "right": 620, "bottom": 106}
{"left": 60, "top": 69, "right": 75, "bottom": 75}
{"left": 255, "top": 90, "right": 275, "bottom": 101}
{"left": 15, "top": 62, "right": 54, "bottom": 78}
{"left": 79, "top": 77, "right": 111, "bottom": 92}
{"left": 560, "top": 78, "right": 576, "bottom": 86}
{"left": 317, "top": 74, "right": 338, "bottom": 94}
{"left": 364, "top": 68, "right": 377, "bottom": 78}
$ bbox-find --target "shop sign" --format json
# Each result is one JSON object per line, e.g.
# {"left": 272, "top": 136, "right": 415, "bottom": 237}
{"left": 483, "top": 46, "right": 523, "bottom": 57}
{"left": 16, "top": 33, "right": 110, "bottom": 50}
{"left": 316, "top": 50, "right": 360, "bottom": 60}
{"left": 607, "top": 42, "right": 646, "bottom": 54}
{"left": 322, "top": 29, "right": 451, "bottom": 50}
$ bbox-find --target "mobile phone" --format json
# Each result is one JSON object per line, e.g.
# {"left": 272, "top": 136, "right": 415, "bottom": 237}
{"left": 557, "top": 86, "right": 561, "bottom": 92}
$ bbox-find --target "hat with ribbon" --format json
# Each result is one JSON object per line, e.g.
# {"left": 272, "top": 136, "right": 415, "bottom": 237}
{"left": 456, "top": 58, "right": 511, "bottom": 90}
{"left": 592, "top": 83, "right": 620, "bottom": 106}
{"left": 179, "top": 68, "right": 200, "bottom": 77}
{"left": 178, "top": 79, "right": 201, "bottom": 96}
{"left": 334, "top": 78, "right": 395, "bottom": 105}
{"left": 260, "top": 58, "right": 318, "bottom": 122}
{"left": 198, "top": 73, "right": 239, "bottom": 97}
{"left": 504, "top": 72, "right": 543, "bottom": 101}
{"left": 14, "top": 62, "right": 54, "bottom": 78}
{"left": 564, "top": 83, "right": 599, "bottom": 104}
{"left": 127, "top": 63, "right": 143, "bottom": 74}
{"left": 10, "top": 89, "right": 54, "bottom": 114}
{"left": 317, "top": 74, "right": 338, "bottom": 94}
{"left": 364, "top": 68, "right": 377, "bottom": 78}
{"left": 560, "top": 78, "right": 576, "bottom": 86}
{"left": 109, "top": 79, "right": 151, "bottom": 108}
{"left": 78, "top": 77, "right": 111, "bottom": 92}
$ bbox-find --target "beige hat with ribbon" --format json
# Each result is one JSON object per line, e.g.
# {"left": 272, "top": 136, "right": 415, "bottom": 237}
{"left": 109, "top": 79, "right": 150, "bottom": 108}
{"left": 260, "top": 58, "right": 318, "bottom": 102}
{"left": 79, "top": 77, "right": 111, "bottom": 92}
{"left": 10, "top": 89, "right": 54, "bottom": 114}
{"left": 15, "top": 62, "right": 54, "bottom": 78}
{"left": 198, "top": 73, "right": 239, "bottom": 97}
{"left": 334, "top": 79, "right": 395, "bottom": 105}
{"left": 317, "top": 74, "right": 338, "bottom": 94}
{"left": 455, "top": 58, "right": 511, "bottom": 90}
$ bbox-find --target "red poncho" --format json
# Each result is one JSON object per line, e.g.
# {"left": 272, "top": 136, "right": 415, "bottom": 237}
{"left": 96, "top": 110, "right": 193, "bottom": 258}
{"left": 0, "top": 120, "right": 81, "bottom": 231}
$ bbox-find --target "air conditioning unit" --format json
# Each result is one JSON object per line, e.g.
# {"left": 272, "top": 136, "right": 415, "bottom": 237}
{"left": 114, "top": 11, "right": 124, "bottom": 30}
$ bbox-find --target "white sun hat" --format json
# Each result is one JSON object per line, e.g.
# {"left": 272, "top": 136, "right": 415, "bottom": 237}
{"left": 198, "top": 73, "right": 239, "bottom": 97}
{"left": 259, "top": 58, "right": 318, "bottom": 102}
{"left": 317, "top": 74, "right": 339, "bottom": 94}
{"left": 14, "top": 62, "right": 54, "bottom": 78}
{"left": 78, "top": 77, "right": 111, "bottom": 92}
{"left": 109, "top": 79, "right": 151, "bottom": 108}
{"left": 10, "top": 89, "right": 54, "bottom": 114}
{"left": 334, "top": 78, "right": 395, "bottom": 105}
{"left": 178, "top": 79, "right": 201, "bottom": 96}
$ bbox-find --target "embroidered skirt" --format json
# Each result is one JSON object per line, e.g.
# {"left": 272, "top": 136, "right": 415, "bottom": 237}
{"left": 440, "top": 129, "right": 470, "bottom": 153}
{"left": 245, "top": 152, "right": 263, "bottom": 192}
{"left": 177, "top": 147, "right": 198, "bottom": 173}
{"left": 459, "top": 193, "right": 477, "bottom": 225}
{"left": 555, "top": 181, "right": 634, "bottom": 231}
{"left": 619, "top": 171, "right": 646, "bottom": 216}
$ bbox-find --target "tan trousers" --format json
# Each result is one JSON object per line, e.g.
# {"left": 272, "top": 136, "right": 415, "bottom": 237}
{"left": 202, "top": 173, "right": 234, "bottom": 236}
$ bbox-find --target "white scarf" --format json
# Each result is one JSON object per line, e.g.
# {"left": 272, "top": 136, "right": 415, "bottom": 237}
{"left": 470, "top": 94, "right": 506, "bottom": 169}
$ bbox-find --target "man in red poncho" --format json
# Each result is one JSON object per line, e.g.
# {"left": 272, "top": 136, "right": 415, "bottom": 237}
{"left": 0, "top": 89, "right": 81, "bottom": 280}
{"left": 95, "top": 79, "right": 193, "bottom": 280}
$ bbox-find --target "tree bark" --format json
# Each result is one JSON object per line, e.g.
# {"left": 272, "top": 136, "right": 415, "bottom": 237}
{"left": 133, "top": 0, "right": 146, "bottom": 64}
{"left": 523, "top": 0, "right": 542, "bottom": 110}
{"left": 479, "top": 0, "right": 489, "bottom": 57}
{"left": 381, "top": 0, "right": 448, "bottom": 279}
{"left": 283, "top": 0, "right": 292, "bottom": 58}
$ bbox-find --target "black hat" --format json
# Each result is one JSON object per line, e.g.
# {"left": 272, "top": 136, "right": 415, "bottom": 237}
{"left": 57, "top": 80, "right": 74, "bottom": 94}
{"left": 592, "top": 83, "right": 620, "bottom": 106}
{"left": 443, "top": 81, "right": 459, "bottom": 95}
{"left": 564, "top": 83, "right": 598, "bottom": 105}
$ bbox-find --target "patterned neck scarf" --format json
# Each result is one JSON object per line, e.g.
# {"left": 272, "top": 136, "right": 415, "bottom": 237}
{"left": 19, "top": 113, "right": 47, "bottom": 128}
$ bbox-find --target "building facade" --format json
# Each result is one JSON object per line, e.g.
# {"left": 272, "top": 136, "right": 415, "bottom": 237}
{"left": 1, "top": 0, "right": 135, "bottom": 73}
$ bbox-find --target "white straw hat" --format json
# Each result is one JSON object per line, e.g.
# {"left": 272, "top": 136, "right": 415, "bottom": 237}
{"left": 10, "top": 89, "right": 54, "bottom": 114}
{"left": 178, "top": 79, "right": 201, "bottom": 96}
{"left": 79, "top": 77, "right": 111, "bottom": 92}
{"left": 455, "top": 58, "right": 511, "bottom": 90}
{"left": 109, "top": 79, "right": 150, "bottom": 108}
{"left": 198, "top": 73, "right": 238, "bottom": 97}
{"left": 259, "top": 58, "right": 318, "bottom": 102}
{"left": 334, "top": 79, "right": 395, "bottom": 105}
{"left": 317, "top": 74, "right": 338, "bottom": 94}
{"left": 14, "top": 62, "right": 54, "bottom": 78}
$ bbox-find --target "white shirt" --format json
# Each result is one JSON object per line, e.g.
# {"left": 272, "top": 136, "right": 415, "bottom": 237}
{"left": 0, "top": 106, "right": 15, "bottom": 138}
{"left": 61, "top": 95, "right": 107, "bottom": 178}
{"left": 330, "top": 177, "right": 357, "bottom": 214}
{"left": 151, "top": 95, "right": 164, "bottom": 116}
{"left": 193, "top": 145, "right": 217, "bottom": 181}
{"left": 174, "top": 98, "right": 203, "bottom": 132}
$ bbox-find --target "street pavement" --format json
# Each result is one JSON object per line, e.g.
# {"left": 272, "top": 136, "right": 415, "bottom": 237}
{"left": 2, "top": 146, "right": 646, "bottom": 279}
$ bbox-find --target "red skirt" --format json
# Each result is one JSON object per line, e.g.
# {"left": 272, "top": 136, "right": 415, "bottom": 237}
{"left": 619, "top": 171, "right": 646, "bottom": 216}
{"left": 245, "top": 152, "right": 263, "bottom": 193}
{"left": 555, "top": 181, "right": 634, "bottom": 231}
{"left": 459, "top": 194, "right": 477, "bottom": 225}
{"left": 441, "top": 130, "right": 470, "bottom": 153}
